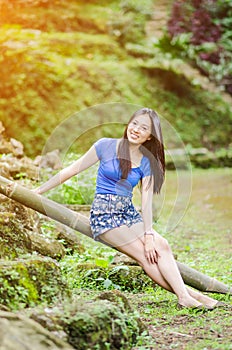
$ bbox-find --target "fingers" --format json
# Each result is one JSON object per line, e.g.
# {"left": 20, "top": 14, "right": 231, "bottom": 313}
{"left": 145, "top": 249, "right": 160, "bottom": 264}
{"left": 32, "top": 188, "right": 41, "bottom": 194}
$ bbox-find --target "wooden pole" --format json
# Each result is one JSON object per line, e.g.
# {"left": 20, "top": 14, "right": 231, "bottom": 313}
{"left": 0, "top": 175, "right": 231, "bottom": 294}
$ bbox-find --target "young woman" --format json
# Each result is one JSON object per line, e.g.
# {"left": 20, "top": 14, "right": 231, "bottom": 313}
{"left": 35, "top": 108, "right": 221, "bottom": 309}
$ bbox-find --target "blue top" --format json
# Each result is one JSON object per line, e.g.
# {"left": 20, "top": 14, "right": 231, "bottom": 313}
{"left": 94, "top": 138, "right": 151, "bottom": 198}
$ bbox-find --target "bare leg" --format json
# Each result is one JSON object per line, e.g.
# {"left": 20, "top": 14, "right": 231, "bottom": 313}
{"left": 150, "top": 230, "right": 218, "bottom": 307}
{"left": 100, "top": 223, "right": 218, "bottom": 308}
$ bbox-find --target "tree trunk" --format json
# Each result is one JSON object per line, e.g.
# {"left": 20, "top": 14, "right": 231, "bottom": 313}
{"left": 0, "top": 175, "right": 231, "bottom": 294}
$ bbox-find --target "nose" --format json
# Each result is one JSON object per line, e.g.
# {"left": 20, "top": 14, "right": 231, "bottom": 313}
{"left": 133, "top": 125, "right": 140, "bottom": 132}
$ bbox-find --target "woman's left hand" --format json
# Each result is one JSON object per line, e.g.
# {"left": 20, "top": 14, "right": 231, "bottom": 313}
{"left": 144, "top": 234, "right": 160, "bottom": 264}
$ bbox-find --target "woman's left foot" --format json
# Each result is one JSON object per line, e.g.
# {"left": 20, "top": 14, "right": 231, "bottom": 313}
{"left": 177, "top": 303, "right": 214, "bottom": 311}
{"left": 214, "top": 301, "right": 226, "bottom": 307}
{"left": 203, "top": 301, "right": 230, "bottom": 309}
{"left": 213, "top": 301, "right": 231, "bottom": 309}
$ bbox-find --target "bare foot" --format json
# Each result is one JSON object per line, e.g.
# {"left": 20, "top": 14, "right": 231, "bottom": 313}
{"left": 178, "top": 296, "right": 203, "bottom": 308}
{"left": 193, "top": 295, "right": 220, "bottom": 308}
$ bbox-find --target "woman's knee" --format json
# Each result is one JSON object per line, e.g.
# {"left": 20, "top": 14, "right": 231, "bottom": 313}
{"left": 156, "top": 235, "right": 171, "bottom": 252}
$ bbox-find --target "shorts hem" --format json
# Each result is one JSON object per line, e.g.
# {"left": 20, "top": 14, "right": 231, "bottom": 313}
{"left": 92, "top": 219, "right": 143, "bottom": 241}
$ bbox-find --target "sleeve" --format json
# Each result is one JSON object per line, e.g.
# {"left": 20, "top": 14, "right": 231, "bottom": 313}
{"left": 141, "top": 156, "right": 151, "bottom": 178}
{"left": 93, "top": 138, "right": 108, "bottom": 160}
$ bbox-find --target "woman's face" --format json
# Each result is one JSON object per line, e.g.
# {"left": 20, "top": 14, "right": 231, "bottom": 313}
{"left": 127, "top": 113, "right": 152, "bottom": 145}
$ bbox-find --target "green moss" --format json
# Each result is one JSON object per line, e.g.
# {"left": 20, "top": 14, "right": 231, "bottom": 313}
{"left": 61, "top": 295, "right": 143, "bottom": 349}
{"left": 0, "top": 258, "right": 68, "bottom": 309}
{"left": 15, "top": 263, "right": 39, "bottom": 303}
{"left": 0, "top": 218, "right": 30, "bottom": 259}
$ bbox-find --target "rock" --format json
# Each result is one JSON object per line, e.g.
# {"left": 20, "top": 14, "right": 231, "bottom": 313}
{"left": 96, "top": 289, "right": 132, "bottom": 311}
{"left": 0, "top": 154, "right": 38, "bottom": 180}
{"left": 29, "top": 232, "right": 65, "bottom": 259}
{"left": 0, "top": 311, "right": 74, "bottom": 350}
{"left": 17, "top": 156, "right": 39, "bottom": 179}
{"left": 0, "top": 304, "right": 10, "bottom": 311}
{"left": 0, "top": 205, "right": 32, "bottom": 258}
{"left": 0, "top": 160, "right": 11, "bottom": 178}
{"left": 34, "top": 149, "right": 63, "bottom": 170}
{"left": 0, "top": 139, "right": 13, "bottom": 155}
{"left": 10, "top": 138, "right": 24, "bottom": 157}
{"left": 0, "top": 123, "right": 38, "bottom": 179}
{"left": 0, "top": 200, "right": 66, "bottom": 259}
{"left": 55, "top": 223, "right": 85, "bottom": 253}
{"left": 24, "top": 291, "right": 144, "bottom": 350}
{"left": 64, "top": 293, "right": 144, "bottom": 350}
{"left": 0, "top": 257, "right": 68, "bottom": 308}
{"left": 113, "top": 252, "right": 138, "bottom": 265}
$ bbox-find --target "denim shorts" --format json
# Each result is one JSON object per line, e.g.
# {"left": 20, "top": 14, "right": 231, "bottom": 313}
{"left": 90, "top": 193, "right": 143, "bottom": 240}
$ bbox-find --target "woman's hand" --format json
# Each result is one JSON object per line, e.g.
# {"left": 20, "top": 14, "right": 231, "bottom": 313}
{"left": 144, "top": 233, "right": 160, "bottom": 264}
{"left": 31, "top": 188, "right": 41, "bottom": 195}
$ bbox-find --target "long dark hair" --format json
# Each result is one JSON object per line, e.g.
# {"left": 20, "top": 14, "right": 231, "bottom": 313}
{"left": 117, "top": 108, "right": 165, "bottom": 194}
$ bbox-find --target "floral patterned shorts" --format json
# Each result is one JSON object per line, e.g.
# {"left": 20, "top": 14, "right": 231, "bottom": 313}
{"left": 90, "top": 193, "right": 143, "bottom": 240}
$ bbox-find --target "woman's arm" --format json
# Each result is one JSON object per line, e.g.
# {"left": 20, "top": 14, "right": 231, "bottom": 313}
{"left": 34, "top": 145, "right": 99, "bottom": 195}
{"left": 141, "top": 176, "right": 154, "bottom": 233}
{"left": 141, "top": 176, "right": 160, "bottom": 263}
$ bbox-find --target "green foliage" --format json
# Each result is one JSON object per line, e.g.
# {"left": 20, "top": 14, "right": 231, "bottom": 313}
{"left": 0, "top": 0, "right": 231, "bottom": 157}
{"left": 60, "top": 249, "right": 153, "bottom": 293}
{"left": 63, "top": 262, "right": 153, "bottom": 293}
{"left": 42, "top": 153, "right": 97, "bottom": 205}
{"left": 108, "top": 0, "right": 153, "bottom": 46}
{"left": 120, "top": 0, "right": 154, "bottom": 16}
{"left": 167, "top": 0, "right": 232, "bottom": 94}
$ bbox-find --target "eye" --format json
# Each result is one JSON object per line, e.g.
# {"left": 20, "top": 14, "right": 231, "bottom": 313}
{"left": 130, "top": 120, "right": 137, "bottom": 127}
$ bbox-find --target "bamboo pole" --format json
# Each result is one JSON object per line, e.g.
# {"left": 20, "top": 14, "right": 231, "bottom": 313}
{"left": 0, "top": 175, "right": 231, "bottom": 294}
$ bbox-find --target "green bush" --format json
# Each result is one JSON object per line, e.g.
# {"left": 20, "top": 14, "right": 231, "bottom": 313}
{"left": 167, "top": 0, "right": 232, "bottom": 94}
{"left": 46, "top": 160, "right": 97, "bottom": 205}
{"left": 107, "top": 0, "right": 153, "bottom": 46}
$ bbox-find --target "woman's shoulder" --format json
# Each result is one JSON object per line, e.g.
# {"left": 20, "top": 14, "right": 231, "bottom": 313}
{"left": 94, "top": 138, "right": 118, "bottom": 159}
{"left": 95, "top": 137, "right": 118, "bottom": 145}
{"left": 140, "top": 155, "right": 151, "bottom": 176}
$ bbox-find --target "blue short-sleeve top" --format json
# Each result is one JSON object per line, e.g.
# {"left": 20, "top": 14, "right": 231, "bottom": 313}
{"left": 94, "top": 138, "right": 151, "bottom": 198}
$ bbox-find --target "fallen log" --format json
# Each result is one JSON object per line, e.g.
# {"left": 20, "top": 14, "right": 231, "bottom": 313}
{"left": 0, "top": 175, "right": 231, "bottom": 295}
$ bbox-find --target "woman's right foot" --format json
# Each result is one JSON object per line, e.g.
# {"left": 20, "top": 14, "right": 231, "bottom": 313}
{"left": 177, "top": 303, "right": 205, "bottom": 310}
{"left": 178, "top": 296, "right": 204, "bottom": 309}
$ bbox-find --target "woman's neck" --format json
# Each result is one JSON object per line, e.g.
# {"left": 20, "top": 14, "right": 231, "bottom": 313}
{"left": 128, "top": 142, "right": 141, "bottom": 155}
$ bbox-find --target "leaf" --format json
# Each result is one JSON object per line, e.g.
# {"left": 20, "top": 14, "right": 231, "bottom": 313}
{"left": 103, "top": 278, "right": 112, "bottom": 289}
{"left": 95, "top": 258, "right": 109, "bottom": 268}
{"left": 107, "top": 255, "right": 115, "bottom": 264}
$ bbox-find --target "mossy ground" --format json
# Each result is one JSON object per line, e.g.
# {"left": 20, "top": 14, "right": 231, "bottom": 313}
{"left": 0, "top": 257, "right": 67, "bottom": 309}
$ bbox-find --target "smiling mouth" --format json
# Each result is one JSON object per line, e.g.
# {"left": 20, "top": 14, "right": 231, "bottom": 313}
{"left": 129, "top": 132, "right": 139, "bottom": 139}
